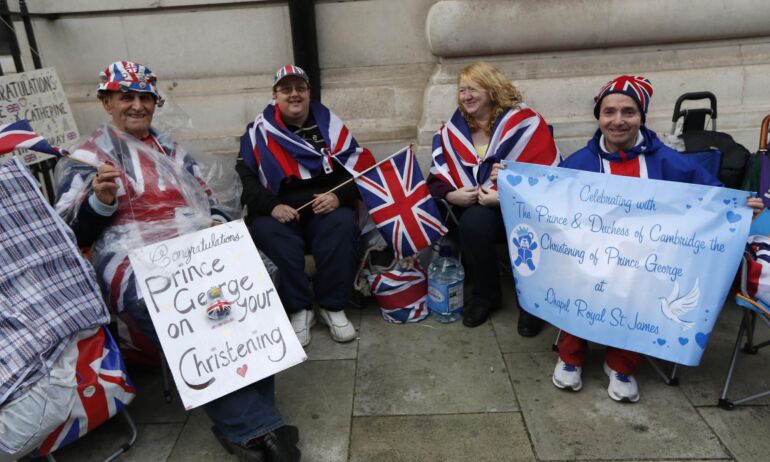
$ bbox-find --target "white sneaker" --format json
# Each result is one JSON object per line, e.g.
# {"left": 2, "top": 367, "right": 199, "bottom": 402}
{"left": 552, "top": 358, "right": 583, "bottom": 391}
{"left": 318, "top": 308, "right": 356, "bottom": 343}
{"left": 290, "top": 309, "right": 316, "bottom": 347}
{"left": 603, "top": 362, "right": 640, "bottom": 403}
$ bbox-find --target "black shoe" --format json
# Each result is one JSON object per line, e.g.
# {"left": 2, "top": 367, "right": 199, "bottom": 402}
{"left": 212, "top": 426, "right": 266, "bottom": 462}
{"left": 462, "top": 300, "right": 498, "bottom": 327}
{"left": 517, "top": 309, "right": 544, "bottom": 337}
{"left": 261, "top": 425, "right": 301, "bottom": 462}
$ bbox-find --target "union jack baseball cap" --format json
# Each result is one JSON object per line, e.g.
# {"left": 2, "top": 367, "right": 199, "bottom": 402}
{"left": 97, "top": 60, "right": 164, "bottom": 106}
{"left": 593, "top": 75, "right": 653, "bottom": 122}
{"left": 273, "top": 64, "right": 310, "bottom": 87}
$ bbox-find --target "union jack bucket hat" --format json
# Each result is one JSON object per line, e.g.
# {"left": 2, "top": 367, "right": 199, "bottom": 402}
{"left": 594, "top": 75, "right": 653, "bottom": 122}
{"left": 97, "top": 60, "right": 164, "bottom": 106}
{"left": 272, "top": 64, "right": 310, "bottom": 87}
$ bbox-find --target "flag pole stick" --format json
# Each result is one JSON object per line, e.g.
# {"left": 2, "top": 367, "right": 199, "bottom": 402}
{"left": 294, "top": 145, "right": 411, "bottom": 212}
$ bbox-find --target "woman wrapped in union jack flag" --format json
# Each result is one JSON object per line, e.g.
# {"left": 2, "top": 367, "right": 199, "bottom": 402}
{"left": 54, "top": 60, "right": 300, "bottom": 462}
{"left": 427, "top": 61, "right": 561, "bottom": 331}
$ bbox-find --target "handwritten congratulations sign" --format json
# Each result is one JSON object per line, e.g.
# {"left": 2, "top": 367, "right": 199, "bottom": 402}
{"left": 128, "top": 220, "right": 306, "bottom": 409}
{"left": 499, "top": 163, "right": 752, "bottom": 366}
{"left": 0, "top": 68, "right": 79, "bottom": 165}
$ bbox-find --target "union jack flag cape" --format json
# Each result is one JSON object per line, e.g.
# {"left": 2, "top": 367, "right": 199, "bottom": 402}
{"left": 33, "top": 327, "right": 136, "bottom": 456}
{"left": 356, "top": 146, "right": 447, "bottom": 259}
{"left": 430, "top": 106, "right": 560, "bottom": 190}
{"left": 240, "top": 100, "right": 376, "bottom": 192}
{"left": 0, "top": 119, "right": 61, "bottom": 157}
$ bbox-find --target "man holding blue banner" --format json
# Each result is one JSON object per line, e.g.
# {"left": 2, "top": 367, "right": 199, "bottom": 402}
{"left": 550, "top": 75, "right": 764, "bottom": 403}
{"left": 238, "top": 65, "right": 376, "bottom": 346}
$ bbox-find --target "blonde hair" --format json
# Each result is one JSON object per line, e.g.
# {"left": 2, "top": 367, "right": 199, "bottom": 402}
{"left": 457, "top": 62, "right": 523, "bottom": 135}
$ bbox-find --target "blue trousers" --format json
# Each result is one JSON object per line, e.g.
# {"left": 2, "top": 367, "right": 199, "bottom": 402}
{"left": 247, "top": 207, "right": 358, "bottom": 313}
{"left": 125, "top": 299, "right": 284, "bottom": 446}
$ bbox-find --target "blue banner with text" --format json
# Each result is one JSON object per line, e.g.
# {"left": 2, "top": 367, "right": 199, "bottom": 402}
{"left": 499, "top": 163, "right": 752, "bottom": 366}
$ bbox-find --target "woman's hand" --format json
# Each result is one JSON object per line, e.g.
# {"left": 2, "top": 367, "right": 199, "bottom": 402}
{"left": 92, "top": 163, "right": 120, "bottom": 205}
{"left": 488, "top": 162, "right": 506, "bottom": 184}
{"left": 446, "top": 187, "right": 478, "bottom": 207}
{"left": 271, "top": 204, "right": 299, "bottom": 223}
{"left": 478, "top": 186, "right": 499, "bottom": 207}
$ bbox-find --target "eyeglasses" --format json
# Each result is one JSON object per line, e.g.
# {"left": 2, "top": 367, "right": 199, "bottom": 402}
{"left": 276, "top": 84, "right": 310, "bottom": 95}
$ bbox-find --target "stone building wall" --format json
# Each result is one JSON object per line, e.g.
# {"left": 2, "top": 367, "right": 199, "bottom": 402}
{"left": 22, "top": 0, "right": 770, "bottom": 170}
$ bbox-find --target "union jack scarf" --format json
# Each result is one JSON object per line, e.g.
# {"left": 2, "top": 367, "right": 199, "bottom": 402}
{"left": 430, "top": 105, "right": 560, "bottom": 190}
{"left": 55, "top": 124, "right": 220, "bottom": 313}
{"left": 240, "top": 100, "right": 375, "bottom": 192}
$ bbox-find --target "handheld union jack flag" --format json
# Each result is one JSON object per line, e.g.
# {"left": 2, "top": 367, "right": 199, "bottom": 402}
{"left": 356, "top": 146, "right": 447, "bottom": 259}
{"left": 33, "top": 328, "right": 136, "bottom": 456}
{"left": 0, "top": 119, "right": 61, "bottom": 157}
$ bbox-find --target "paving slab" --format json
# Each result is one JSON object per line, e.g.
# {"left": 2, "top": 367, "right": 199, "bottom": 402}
{"left": 45, "top": 418, "right": 182, "bottom": 462}
{"left": 276, "top": 359, "right": 356, "bottom": 462}
{"left": 125, "top": 367, "right": 188, "bottom": 424}
{"left": 505, "top": 351, "right": 727, "bottom": 461}
{"left": 303, "top": 306, "right": 362, "bottom": 361}
{"left": 354, "top": 306, "right": 516, "bottom": 416}
{"left": 348, "top": 412, "right": 535, "bottom": 462}
{"left": 167, "top": 410, "right": 233, "bottom": 461}
{"left": 699, "top": 405, "right": 770, "bottom": 462}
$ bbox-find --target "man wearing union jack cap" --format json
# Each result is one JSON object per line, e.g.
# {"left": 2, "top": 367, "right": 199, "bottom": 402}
{"left": 554, "top": 75, "right": 763, "bottom": 404}
{"left": 55, "top": 60, "right": 301, "bottom": 462}
{"left": 237, "top": 64, "right": 376, "bottom": 348}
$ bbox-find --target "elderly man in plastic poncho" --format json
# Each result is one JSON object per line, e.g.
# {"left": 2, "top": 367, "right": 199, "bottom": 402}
{"left": 54, "top": 61, "right": 300, "bottom": 462}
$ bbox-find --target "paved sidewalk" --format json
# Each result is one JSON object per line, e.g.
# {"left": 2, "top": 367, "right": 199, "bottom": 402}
{"left": 42, "top": 278, "right": 770, "bottom": 462}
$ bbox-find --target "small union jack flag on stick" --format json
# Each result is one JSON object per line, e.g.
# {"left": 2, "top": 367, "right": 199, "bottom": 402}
{"left": 0, "top": 119, "right": 62, "bottom": 157}
{"left": 355, "top": 146, "right": 448, "bottom": 259}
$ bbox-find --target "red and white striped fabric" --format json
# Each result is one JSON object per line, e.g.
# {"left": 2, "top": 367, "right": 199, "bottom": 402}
{"left": 368, "top": 263, "right": 429, "bottom": 323}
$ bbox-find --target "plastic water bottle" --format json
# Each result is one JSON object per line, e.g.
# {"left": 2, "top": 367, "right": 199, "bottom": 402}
{"left": 427, "top": 246, "right": 465, "bottom": 323}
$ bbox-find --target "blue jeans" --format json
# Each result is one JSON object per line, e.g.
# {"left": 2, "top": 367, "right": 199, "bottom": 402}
{"left": 125, "top": 299, "right": 284, "bottom": 446}
{"left": 247, "top": 207, "right": 358, "bottom": 313}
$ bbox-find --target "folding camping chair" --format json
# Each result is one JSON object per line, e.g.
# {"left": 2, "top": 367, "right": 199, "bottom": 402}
{"left": 717, "top": 116, "right": 770, "bottom": 409}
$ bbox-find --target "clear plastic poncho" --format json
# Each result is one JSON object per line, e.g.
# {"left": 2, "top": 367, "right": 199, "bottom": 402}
{"left": 54, "top": 123, "right": 235, "bottom": 311}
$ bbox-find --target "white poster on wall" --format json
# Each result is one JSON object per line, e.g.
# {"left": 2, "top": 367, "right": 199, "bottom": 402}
{"left": 128, "top": 220, "right": 306, "bottom": 409}
{"left": 0, "top": 67, "right": 79, "bottom": 165}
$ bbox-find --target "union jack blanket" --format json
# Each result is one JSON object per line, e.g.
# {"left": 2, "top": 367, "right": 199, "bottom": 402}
{"left": 430, "top": 105, "right": 560, "bottom": 190}
{"left": 240, "top": 100, "right": 375, "bottom": 193}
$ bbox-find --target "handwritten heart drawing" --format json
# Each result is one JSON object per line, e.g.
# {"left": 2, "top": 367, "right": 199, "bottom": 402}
{"left": 528, "top": 177, "right": 539, "bottom": 186}
{"left": 730, "top": 227, "right": 736, "bottom": 232}
{"left": 237, "top": 364, "right": 248, "bottom": 377}
{"left": 685, "top": 204, "right": 692, "bottom": 209}
{"left": 726, "top": 211, "right": 741, "bottom": 223}
{"left": 534, "top": 303, "right": 540, "bottom": 308}
{"left": 656, "top": 338, "right": 666, "bottom": 346}
{"left": 507, "top": 175, "right": 523, "bottom": 187}
{"left": 698, "top": 197, "right": 703, "bottom": 201}
{"left": 723, "top": 199, "right": 731, "bottom": 205}
{"left": 546, "top": 175, "right": 557, "bottom": 182}
{"left": 695, "top": 332, "right": 709, "bottom": 349}
{"left": 678, "top": 337, "right": 689, "bottom": 345}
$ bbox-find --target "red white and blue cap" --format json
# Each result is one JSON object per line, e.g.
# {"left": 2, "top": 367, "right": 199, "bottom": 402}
{"left": 273, "top": 64, "right": 310, "bottom": 87}
{"left": 97, "top": 60, "right": 164, "bottom": 106}
{"left": 594, "top": 75, "right": 653, "bottom": 122}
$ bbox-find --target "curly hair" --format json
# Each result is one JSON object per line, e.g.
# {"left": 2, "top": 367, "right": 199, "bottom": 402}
{"left": 457, "top": 62, "right": 523, "bottom": 135}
